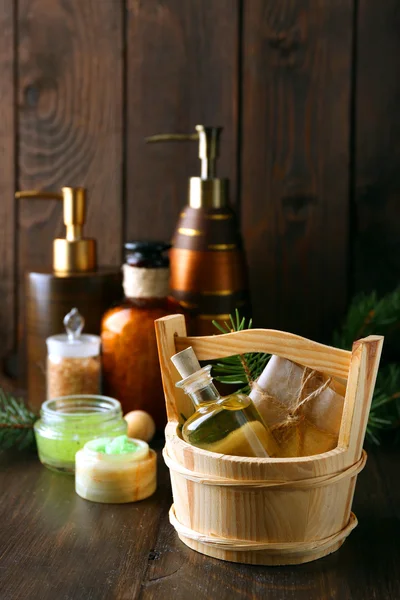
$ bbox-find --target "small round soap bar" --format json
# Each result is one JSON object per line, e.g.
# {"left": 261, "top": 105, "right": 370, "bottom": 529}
{"left": 75, "top": 435, "right": 157, "bottom": 503}
{"left": 124, "top": 410, "right": 156, "bottom": 442}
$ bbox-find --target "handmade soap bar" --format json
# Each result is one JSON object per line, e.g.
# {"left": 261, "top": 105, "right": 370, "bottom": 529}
{"left": 75, "top": 435, "right": 157, "bottom": 503}
{"left": 250, "top": 356, "right": 345, "bottom": 457}
{"left": 124, "top": 410, "right": 156, "bottom": 442}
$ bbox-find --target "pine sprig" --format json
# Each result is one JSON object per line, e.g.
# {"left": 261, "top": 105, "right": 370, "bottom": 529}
{"left": 333, "top": 287, "right": 400, "bottom": 349}
{"left": 212, "top": 310, "right": 270, "bottom": 394}
{"left": 333, "top": 287, "right": 400, "bottom": 444}
{"left": 0, "top": 389, "right": 38, "bottom": 451}
{"left": 213, "top": 290, "right": 400, "bottom": 445}
{"left": 366, "top": 364, "right": 400, "bottom": 444}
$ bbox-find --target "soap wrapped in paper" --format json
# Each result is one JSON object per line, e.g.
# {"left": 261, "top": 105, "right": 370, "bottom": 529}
{"left": 250, "top": 356, "right": 345, "bottom": 457}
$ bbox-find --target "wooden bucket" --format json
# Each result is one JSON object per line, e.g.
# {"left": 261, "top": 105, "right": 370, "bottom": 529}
{"left": 155, "top": 314, "right": 383, "bottom": 566}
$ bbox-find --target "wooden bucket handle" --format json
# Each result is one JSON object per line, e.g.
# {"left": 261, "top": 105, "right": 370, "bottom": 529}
{"left": 155, "top": 314, "right": 383, "bottom": 461}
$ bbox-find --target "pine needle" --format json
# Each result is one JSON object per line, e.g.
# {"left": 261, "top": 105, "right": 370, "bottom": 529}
{"left": 212, "top": 309, "right": 270, "bottom": 394}
{"left": 333, "top": 288, "right": 400, "bottom": 444}
{"left": 214, "top": 291, "right": 400, "bottom": 445}
{"left": 333, "top": 287, "right": 400, "bottom": 349}
{"left": 0, "top": 389, "right": 38, "bottom": 451}
{"left": 365, "top": 364, "right": 400, "bottom": 444}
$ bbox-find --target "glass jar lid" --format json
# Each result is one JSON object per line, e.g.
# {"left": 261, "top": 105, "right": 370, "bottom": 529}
{"left": 46, "top": 308, "right": 101, "bottom": 358}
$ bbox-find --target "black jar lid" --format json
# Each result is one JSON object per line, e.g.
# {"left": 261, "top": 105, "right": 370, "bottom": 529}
{"left": 124, "top": 241, "right": 171, "bottom": 268}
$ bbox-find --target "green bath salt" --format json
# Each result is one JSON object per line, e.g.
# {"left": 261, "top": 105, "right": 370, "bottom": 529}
{"left": 89, "top": 435, "right": 139, "bottom": 455}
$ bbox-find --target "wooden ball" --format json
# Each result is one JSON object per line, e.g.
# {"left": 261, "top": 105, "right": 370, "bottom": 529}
{"left": 124, "top": 410, "right": 156, "bottom": 443}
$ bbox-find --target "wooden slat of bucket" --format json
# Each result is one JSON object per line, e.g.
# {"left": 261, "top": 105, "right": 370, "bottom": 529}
{"left": 155, "top": 315, "right": 192, "bottom": 423}
{"left": 339, "top": 336, "right": 384, "bottom": 463}
{"left": 165, "top": 425, "right": 356, "bottom": 566}
{"left": 155, "top": 315, "right": 384, "bottom": 566}
{"left": 176, "top": 329, "right": 352, "bottom": 379}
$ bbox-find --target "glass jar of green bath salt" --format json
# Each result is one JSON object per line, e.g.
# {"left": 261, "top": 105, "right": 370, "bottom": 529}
{"left": 34, "top": 395, "right": 127, "bottom": 474}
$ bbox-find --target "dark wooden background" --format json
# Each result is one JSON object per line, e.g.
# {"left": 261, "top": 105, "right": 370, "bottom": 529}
{"left": 1, "top": 0, "right": 399, "bottom": 373}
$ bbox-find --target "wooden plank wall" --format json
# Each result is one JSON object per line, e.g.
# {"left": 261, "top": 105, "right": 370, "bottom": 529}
{"left": 241, "top": 1, "right": 353, "bottom": 338}
{"left": 0, "top": 0, "right": 399, "bottom": 373}
{"left": 0, "top": 0, "right": 16, "bottom": 361}
{"left": 354, "top": 0, "right": 400, "bottom": 295}
{"left": 126, "top": 0, "right": 239, "bottom": 241}
{"left": 17, "top": 0, "right": 124, "bottom": 345}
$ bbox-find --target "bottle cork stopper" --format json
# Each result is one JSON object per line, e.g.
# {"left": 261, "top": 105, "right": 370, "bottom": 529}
{"left": 171, "top": 347, "right": 201, "bottom": 378}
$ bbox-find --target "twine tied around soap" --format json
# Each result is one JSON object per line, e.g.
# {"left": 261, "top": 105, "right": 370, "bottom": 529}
{"left": 252, "top": 366, "right": 336, "bottom": 455}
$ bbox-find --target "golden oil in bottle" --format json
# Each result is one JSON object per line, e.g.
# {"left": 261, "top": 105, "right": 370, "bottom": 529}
{"left": 174, "top": 359, "right": 278, "bottom": 457}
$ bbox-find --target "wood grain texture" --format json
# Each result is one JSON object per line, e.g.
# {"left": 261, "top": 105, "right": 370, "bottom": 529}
{"left": 164, "top": 434, "right": 366, "bottom": 566}
{"left": 0, "top": 446, "right": 169, "bottom": 600}
{"left": 126, "top": 0, "right": 239, "bottom": 242}
{"left": 155, "top": 316, "right": 382, "bottom": 565}
{"left": 354, "top": 0, "right": 400, "bottom": 294}
{"left": 145, "top": 446, "right": 400, "bottom": 600}
{"left": 156, "top": 315, "right": 352, "bottom": 424}
{"left": 339, "top": 335, "right": 383, "bottom": 460}
{"left": 1, "top": 445, "right": 399, "bottom": 599}
{"left": 241, "top": 1, "right": 353, "bottom": 339}
{"left": 176, "top": 328, "right": 352, "bottom": 378}
{"left": 155, "top": 314, "right": 192, "bottom": 423}
{"left": 0, "top": 0, "right": 398, "bottom": 388}
{"left": 17, "top": 0, "right": 124, "bottom": 341}
{"left": 26, "top": 269, "right": 122, "bottom": 410}
{"left": 0, "top": 0, "right": 15, "bottom": 362}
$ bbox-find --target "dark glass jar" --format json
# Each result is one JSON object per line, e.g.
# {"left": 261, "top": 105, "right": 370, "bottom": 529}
{"left": 101, "top": 242, "right": 182, "bottom": 430}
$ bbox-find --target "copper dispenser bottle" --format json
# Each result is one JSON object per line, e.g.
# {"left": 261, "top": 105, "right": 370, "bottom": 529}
{"left": 147, "top": 125, "right": 250, "bottom": 335}
{"left": 16, "top": 187, "right": 122, "bottom": 411}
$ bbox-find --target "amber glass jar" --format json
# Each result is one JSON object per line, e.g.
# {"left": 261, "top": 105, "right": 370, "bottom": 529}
{"left": 101, "top": 242, "right": 181, "bottom": 430}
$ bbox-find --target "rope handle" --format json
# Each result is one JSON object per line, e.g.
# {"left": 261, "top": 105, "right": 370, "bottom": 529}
{"left": 169, "top": 505, "right": 358, "bottom": 553}
{"left": 163, "top": 448, "right": 367, "bottom": 491}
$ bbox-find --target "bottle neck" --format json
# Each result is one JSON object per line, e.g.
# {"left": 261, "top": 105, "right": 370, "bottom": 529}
{"left": 122, "top": 264, "right": 169, "bottom": 300}
{"left": 176, "top": 365, "right": 220, "bottom": 407}
{"left": 188, "top": 381, "right": 220, "bottom": 407}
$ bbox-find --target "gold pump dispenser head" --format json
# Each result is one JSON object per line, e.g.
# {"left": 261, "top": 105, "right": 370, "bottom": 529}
{"left": 146, "top": 125, "right": 228, "bottom": 209}
{"left": 15, "top": 187, "right": 97, "bottom": 273}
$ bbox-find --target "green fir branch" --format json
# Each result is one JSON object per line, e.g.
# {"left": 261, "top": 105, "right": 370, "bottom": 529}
{"left": 213, "top": 291, "right": 400, "bottom": 445}
{"left": 333, "top": 287, "right": 400, "bottom": 349}
{"left": 212, "top": 309, "right": 270, "bottom": 395}
{"left": 0, "top": 389, "right": 38, "bottom": 451}
{"left": 365, "top": 364, "right": 400, "bottom": 444}
{"left": 333, "top": 287, "right": 400, "bottom": 444}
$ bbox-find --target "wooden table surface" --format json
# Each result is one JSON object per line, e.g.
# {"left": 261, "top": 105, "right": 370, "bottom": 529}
{"left": 0, "top": 443, "right": 399, "bottom": 600}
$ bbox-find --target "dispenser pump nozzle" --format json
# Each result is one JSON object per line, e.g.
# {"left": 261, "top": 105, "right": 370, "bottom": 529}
{"left": 146, "top": 125, "right": 222, "bottom": 180}
{"left": 195, "top": 125, "right": 222, "bottom": 179}
{"left": 15, "top": 186, "right": 97, "bottom": 273}
{"left": 146, "top": 125, "right": 228, "bottom": 209}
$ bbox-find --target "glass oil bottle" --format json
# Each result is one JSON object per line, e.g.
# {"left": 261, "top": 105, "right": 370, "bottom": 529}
{"left": 171, "top": 347, "right": 279, "bottom": 458}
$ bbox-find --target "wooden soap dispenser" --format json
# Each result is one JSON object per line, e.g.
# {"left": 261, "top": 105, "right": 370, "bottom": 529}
{"left": 16, "top": 187, "right": 122, "bottom": 412}
{"left": 147, "top": 125, "right": 250, "bottom": 334}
